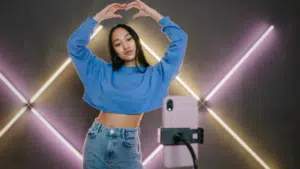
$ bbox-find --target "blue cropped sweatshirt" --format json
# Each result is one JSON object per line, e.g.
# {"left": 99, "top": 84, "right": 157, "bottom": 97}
{"left": 66, "top": 16, "right": 188, "bottom": 115}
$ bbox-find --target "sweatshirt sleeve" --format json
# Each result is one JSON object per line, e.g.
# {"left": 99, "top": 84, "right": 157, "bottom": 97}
{"left": 66, "top": 16, "right": 107, "bottom": 87}
{"left": 153, "top": 16, "right": 188, "bottom": 85}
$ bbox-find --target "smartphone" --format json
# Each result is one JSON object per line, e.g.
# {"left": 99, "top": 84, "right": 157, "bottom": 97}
{"left": 162, "top": 96, "right": 199, "bottom": 168}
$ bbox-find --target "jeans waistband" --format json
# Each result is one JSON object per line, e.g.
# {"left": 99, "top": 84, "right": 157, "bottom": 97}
{"left": 90, "top": 119, "right": 141, "bottom": 139}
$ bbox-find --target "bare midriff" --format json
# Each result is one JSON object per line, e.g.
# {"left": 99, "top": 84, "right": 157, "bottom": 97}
{"left": 96, "top": 110, "right": 144, "bottom": 129}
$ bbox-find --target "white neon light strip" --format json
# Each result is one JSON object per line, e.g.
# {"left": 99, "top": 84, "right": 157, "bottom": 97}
{"left": 31, "top": 108, "right": 83, "bottom": 160}
{"left": 204, "top": 25, "right": 274, "bottom": 102}
{"left": 206, "top": 107, "right": 270, "bottom": 169}
{"left": 90, "top": 25, "right": 103, "bottom": 40}
{"left": 142, "top": 145, "right": 163, "bottom": 166}
{"left": 0, "top": 73, "right": 28, "bottom": 104}
{"left": 0, "top": 107, "right": 27, "bottom": 137}
{"left": 140, "top": 40, "right": 200, "bottom": 100}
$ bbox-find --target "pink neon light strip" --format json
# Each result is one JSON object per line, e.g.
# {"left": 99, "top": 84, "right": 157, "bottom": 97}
{"left": 204, "top": 25, "right": 274, "bottom": 102}
{"left": 30, "top": 108, "right": 83, "bottom": 160}
{"left": 0, "top": 73, "right": 28, "bottom": 104}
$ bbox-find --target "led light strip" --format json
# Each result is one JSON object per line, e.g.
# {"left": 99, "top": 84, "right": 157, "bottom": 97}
{"left": 204, "top": 26, "right": 274, "bottom": 102}
{"left": 142, "top": 145, "right": 163, "bottom": 166}
{"left": 140, "top": 40, "right": 200, "bottom": 100}
{"left": 0, "top": 73, "right": 29, "bottom": 137}
{"left": 0, "top": 73, "right": 82, "bottom": 159}
{"left": 0, "top": 73, "right": 28, "bottom": 104}
{"left": 30, "top": 25, "right": 104, "bottom": 103}
{"left": 206, "top": 107, "right": 270, "bottom": 169}
{"left": 0, "top": 107, "right": 27, "bottom": 137}
{"left": 31, "top": 108, "right": 83, "bottom": 160}
{"left": 0, "top": 21, "right": 273, "bottom": 169}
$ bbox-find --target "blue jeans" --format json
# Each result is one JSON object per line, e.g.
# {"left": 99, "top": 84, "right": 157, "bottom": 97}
{"left": 82, "top": 119, "right": 143, "bottom": 169}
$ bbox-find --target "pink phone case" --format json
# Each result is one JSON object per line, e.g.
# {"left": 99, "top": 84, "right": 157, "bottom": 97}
{"left": 162, "top": 96, "right": 199, "bottom": 168}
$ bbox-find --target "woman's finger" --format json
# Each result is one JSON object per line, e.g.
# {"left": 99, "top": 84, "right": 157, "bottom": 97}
{"left": 112, "top": 14, "right": 123, "bottom": 18}
{"left": 135, "top": 0, "right": 146, "bottom": 7}
{"left": 125, "top": 2, "right": 136, "bottom": 10}
{"left": 132, "top": 11, "right": 145, "bottom": 19}
{"left": 108, "top": 3, "right": 126, "bottom": 8}
{"left": 126, "top": 1, "right": 142, "bottom": 10}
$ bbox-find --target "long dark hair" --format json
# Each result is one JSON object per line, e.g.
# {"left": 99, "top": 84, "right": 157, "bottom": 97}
{"left": 108, "top": 24, "right": 150, "bottom": 73}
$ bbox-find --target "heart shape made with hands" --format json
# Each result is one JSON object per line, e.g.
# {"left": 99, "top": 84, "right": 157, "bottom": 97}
{"left": 111, "top": 0, "right": 152, "bottom": 19}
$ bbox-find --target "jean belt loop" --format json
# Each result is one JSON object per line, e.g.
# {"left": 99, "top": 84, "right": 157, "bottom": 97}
{"left": 120, "top": 129, "right": 124, "bottom": 139}
{"left": 97, "top": 122, "right": 102, "bottom": 133}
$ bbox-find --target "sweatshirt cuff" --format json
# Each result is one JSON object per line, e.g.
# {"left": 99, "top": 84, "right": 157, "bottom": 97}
{"left": 158, "top": 16, "right": 171, "bottom": 26}
{"left": 86, "top": 16, "right": 99, "bottom": 25}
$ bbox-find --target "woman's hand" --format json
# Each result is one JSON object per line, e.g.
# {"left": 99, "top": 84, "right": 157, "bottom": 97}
{"left": 93, "top": 3, "right": 127, "bottom": 22}
{"left": 125, "top": 0, "right": 163, "bottom": 22}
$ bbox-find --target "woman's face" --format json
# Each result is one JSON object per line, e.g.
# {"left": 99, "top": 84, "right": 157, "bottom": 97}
{"left": 112, "top": 27, "right": 137, "bottom": 65}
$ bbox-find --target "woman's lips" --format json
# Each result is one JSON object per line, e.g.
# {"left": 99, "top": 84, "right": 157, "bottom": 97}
{"left": 125, "top": 51, "right": 132, "bottom": 55}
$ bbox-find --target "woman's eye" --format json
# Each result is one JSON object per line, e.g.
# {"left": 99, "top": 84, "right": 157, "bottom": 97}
{"left": 115, "top": 44, "right": 120, "bottom": 47}
{"left": 127, "top": 38, "right": 132, "bottom": 41}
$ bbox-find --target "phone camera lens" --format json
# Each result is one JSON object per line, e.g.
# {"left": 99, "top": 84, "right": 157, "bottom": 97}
{"left": 166, "top": 99, "right": 173, "bottom": 111}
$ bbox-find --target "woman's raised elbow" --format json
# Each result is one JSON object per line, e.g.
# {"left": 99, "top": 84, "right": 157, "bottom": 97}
{"left": 182, "top": 31, "right": 188, "bottom": 41}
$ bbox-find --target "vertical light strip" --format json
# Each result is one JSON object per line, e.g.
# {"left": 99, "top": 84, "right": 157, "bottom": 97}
{"left": 0, "top": 107, "right": 27, "bottom": 137}
{"left": 206, "top": 107, "right": 270, "bottom": 169}
{"left": 31, "top": 108, "right": 83, "bottom": 160}
{"left": 204, "top": 25, "right": 274, "bottom": 102}
{"left": 0, "top": 73, "right": 28, "bottom": 104}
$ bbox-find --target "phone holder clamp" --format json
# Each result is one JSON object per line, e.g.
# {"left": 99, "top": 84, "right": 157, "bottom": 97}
{"left": 158, "top": 127, "right": 204, "bottom": 145}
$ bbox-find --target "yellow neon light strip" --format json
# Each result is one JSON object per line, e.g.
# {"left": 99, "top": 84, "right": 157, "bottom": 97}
{"left": 206, "top": 107, "right": 270, "bottom": 169}
{"left": 0, "top": 107, "right": 27, "bottom": 137}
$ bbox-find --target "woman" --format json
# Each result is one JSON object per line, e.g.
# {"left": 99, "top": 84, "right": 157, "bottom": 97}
{"left": 66, "top": 0, "right": 188, "bottom": 168}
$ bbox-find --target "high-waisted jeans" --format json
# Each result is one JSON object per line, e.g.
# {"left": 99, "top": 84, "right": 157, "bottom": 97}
{"left": 82, "top": 119, "right": 143, "bottom": 169}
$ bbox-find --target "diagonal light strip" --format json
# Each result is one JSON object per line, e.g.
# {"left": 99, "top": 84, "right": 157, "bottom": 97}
{"left": 142, "top": 145, "right": 163, "bottom": 166}
{"left": 204, "top": 25, "right": 274, "bottom": 102}
{"left": 0, "top": 70, "right": 82, "bottom": 158}
{"left": 90, "top": 25, "right": 103, "bottom": 40}
{"left": 206, "top": 107, "right": 270, "bottom": 169}
{"left": 29, "top": 58, "right": 72, "bottom": 103}
{"left": 30, "top": 107, "right": 83, "bottom": 160}
{"left": 140, "top": 40, "right": 200, "bottom": 100}
{"left": 0, "top": 73, "right": 28, "bottom": 104}
{"left": 29, "top": 25, "right": 104, "bottom": 104}
{"left": 0, "top": 107, "right": 27, "bottom": 138}
{"left": 0, "top": 72, "right": 29, "bottom": 138}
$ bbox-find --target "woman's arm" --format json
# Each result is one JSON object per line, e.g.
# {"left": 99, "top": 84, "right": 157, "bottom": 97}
{"left": 126, "top": 0, "right": 188, "bottom": 84}
{"left": 66, "top": 3, "right": 126, "bottom": 86}
{"left": 153, "top": 15, "right": 188, "bottom": 85}
{"left": 66, "top": 17, "right": 105, "bottom": 86}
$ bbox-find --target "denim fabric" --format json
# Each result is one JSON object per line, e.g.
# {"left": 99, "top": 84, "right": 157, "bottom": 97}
{"left": 82, "top": 119, "right": 143, "bottom": 169}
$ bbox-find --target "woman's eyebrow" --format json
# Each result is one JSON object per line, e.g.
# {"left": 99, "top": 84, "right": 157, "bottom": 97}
{"left": 113, "top": 34, "right": 131, "bottom": 43}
